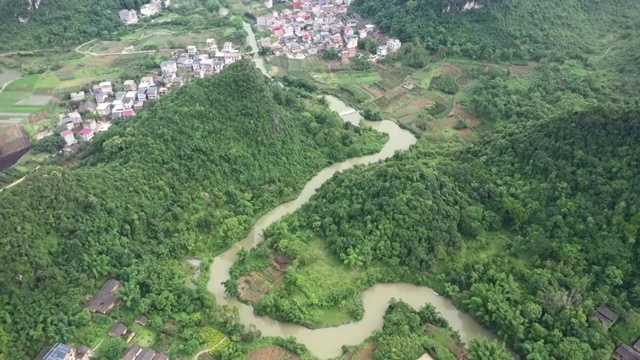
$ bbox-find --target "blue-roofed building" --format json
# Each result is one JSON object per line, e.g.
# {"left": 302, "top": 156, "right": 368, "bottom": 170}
{"left": 34, "top": 343, "right": 75, "bottom": 360}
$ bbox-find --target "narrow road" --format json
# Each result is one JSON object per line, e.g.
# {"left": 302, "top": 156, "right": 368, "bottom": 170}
{"left": 74, "top": 38, "right": 173, "bottom": 57}
{"left": 0, "top": 166, "right": 40, "bottom": 193}
{"left": 0, "top": 176, "right": 26, "bottom": 193}
{"left": 0, "top": 78, "right": 18, "bottom": 95}
{"left": 192, "top": 337, "right": 229, "bottom": 360}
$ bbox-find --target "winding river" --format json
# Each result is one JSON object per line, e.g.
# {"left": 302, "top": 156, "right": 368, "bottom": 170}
{"left": 205, "top": 15, "right": 497, "bottom": 359}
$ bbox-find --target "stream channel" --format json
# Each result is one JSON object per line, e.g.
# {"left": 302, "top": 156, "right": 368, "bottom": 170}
{"left": 205, "top": 13, "right": 497, "bottom": 359}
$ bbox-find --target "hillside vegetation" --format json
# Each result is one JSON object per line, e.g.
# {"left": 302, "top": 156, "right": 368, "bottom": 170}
{"left": 237, "top": 101, "right": 640, "bottom": 358}
{"left": 230, "top": 44, "right": 640, "bottom": 357}
{"left": 350, "top": 0, "right": 640, "bottom": 61}
{"left": 0, "top": 0, "right": 147, "bottom": 51}
{"left": 0, "top": 61, "right": 386, "bottom": 359}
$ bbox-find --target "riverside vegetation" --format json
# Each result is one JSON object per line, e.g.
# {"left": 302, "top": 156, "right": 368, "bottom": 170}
{"left": 1, "top": 0, "right": 640, "bottom": 359}
{"left": 0, "top": 60, "right": 387, "bottom": 359}
{"left": 226, "top": 1, "right": 640, "bottom": 359}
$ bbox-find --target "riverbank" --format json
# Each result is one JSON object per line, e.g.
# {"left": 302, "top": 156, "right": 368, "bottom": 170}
{"left": 206, "top": 93, "right": 498, "bottom": 359}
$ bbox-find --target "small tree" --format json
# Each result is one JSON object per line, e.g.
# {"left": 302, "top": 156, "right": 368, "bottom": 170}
{"left": 322, "top": 49, "right": 339, "bottom": 60}
{"left": 97, "top": 338, "right": 126, "bottom": 360}
{"left": 32, "top": 135, "right": 65, "bottom": 154}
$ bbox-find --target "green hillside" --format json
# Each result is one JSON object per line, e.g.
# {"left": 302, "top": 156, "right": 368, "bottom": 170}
{"left": 235, "top": 96, "right": 640, "bottom": 358}
{"left": 0, "top": 60, "right": 386, "bottom": 359}
{"left": 0, "top": 0, "right": 142, "bottom": 51}
{"left": 350, "top": 0, "right": 640, "bottom": 61}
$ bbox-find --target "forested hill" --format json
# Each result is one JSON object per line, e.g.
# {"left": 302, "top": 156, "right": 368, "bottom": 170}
{"left": 350, "top": 0, "right": 640, "bottom": 61}
{"left": 252, "top": 80, "right": 640, "bottom": 358}
{"left": 0, "top": 60, "right": 386, "bottom": 359}
{"left": 0, "top": 0, "right": 147, "bottom": 51}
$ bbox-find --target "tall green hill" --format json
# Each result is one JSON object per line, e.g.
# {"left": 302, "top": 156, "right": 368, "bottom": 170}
{"left": 350, "top": 0, "right": 640, "bottom": 61}
{"left": 0, "top": 61, "right": 386, "bottom": 358}
{"left": 0, "top": 0, "right": 144, "bottom": 51}
{"left": 248, "top": 98, "right": 640, "bottom": 358}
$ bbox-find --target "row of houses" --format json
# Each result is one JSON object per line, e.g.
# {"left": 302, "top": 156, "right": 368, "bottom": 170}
{"left": 159, "top": 39, "right": 243, "bottom": 82}
{"left": 121, "top": 344, "right": 168, "bottom": 360}
{"left": 57, "top": 40, "right": 242, "bottom": 151}
{"left": 118, "top": 0, "right": 167, "bottom": 24}
{"left": 256, "top": 0, "right": 401, "bottom": 61}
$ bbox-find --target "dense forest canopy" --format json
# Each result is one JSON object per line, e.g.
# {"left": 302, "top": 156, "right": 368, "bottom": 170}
{"left": 0, "top": 0, "right": 147, "bottom": 51}
{"left": 0, "top": 61, "right": 386, "bottom": 359}
{"left": 232, "top": 48, "right": 640, "bottom": 356}
{"left": 350, "top": 0, "right": 640, "bottom": 61}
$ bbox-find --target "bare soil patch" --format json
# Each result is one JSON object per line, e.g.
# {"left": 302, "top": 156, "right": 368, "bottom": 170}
{"left": 270, "top": 65, "right": 280, "bottom": 76}
{"left": 362, "top": 84, "right": 384, "bottom": 98}
{"left": 394, "top": 105, "right": 420, "bottom": 118}
{"left": 441, "top": 62, "right": 461, "bottom": 76}
{"left": 450, "top": 104, "right": 480, "bottom": 127}
{"left": 425, "top": 324, "right": 468, "bottom": 359}
{"left": 238, "top": 265, "right": 284, "bottom": 302}
{"left": 504, "top": 63, "right": 536, "bottom": 76}
{"left": 342, "top": 341, "right": 377, "bottom": 360}
{"left": 249, "top": 345, "right": 300, "bottom": 360}
{"left": 409, "top": 97, "right": 433, "bottom": 108}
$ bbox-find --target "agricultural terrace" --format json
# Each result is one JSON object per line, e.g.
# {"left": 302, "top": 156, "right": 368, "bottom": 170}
{"left": 0, "top": 71, "right": 58, "bottom": 124}
{"left": 269, "top": 56, "right": 536, "bottom": 141}
{"left": 0, "top": 0, "right": 247, "bottom": 128}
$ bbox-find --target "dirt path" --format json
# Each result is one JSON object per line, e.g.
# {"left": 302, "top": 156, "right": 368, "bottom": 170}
{"left": 599, "top": 44, "right": 617, "bottom": 59}
{"left": 192, "top": 337, "right": 229, "bottom": 360}
{"left": 74, "top": 38, "right": 174, "bottom": 57}
{"left": 0, "top": 78, "right": 19, "bottom": 95}
{"left": 441, "top": 61, "right": 462, "bottom": 75}
{"left": 0, "top": 176, "right": 26, "bottom": 193}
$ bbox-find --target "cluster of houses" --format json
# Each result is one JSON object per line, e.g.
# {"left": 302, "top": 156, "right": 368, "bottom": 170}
{"left": 159, "top": 39, "right": 243, "bottom": 82}
{"left": 56, "top": 39, "right": 241, "bottom": 151}
{"left": 255, "top": 0, "right": 401, "bottom": 62}
{"left": 593, "top": 305, "right": 640, "bottom": 360}
{"left": 34, "top": 280, "right": 170, "bottom": 360}
{"left": 118, "top": 0, "right": 169, "bottom": 25}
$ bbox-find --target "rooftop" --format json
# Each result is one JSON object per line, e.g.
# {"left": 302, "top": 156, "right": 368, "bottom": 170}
{"left": 87, "top": 279, "right": 121, "bottom": 314}
{"left": 35, "top": 343, "right": 73, "bottom": 360}
{"left": 121, "top": 344, "right": 142, "bottom": 360}
{"left": 108, "top": 322, "right": 127, "bottom": 336}
{"left": 615, "top": 344, "right": 640, "bottom": 360}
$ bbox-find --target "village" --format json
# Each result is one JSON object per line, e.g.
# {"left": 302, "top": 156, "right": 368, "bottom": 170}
{"left": 33, "top": 279, "right": 176, "bottom": 360}
{"left": 55, "top": 37, "right": 245, "bottom": 152}
{"left": 53, "top": 0, "right": 403, "bottom": 152}
{"left": 254, "top": 0, "right": 401, "bottom": 62}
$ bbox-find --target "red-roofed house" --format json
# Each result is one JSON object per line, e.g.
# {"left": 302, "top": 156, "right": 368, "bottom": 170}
{"left": 78, "top": 128, "right": 93, "bottom": 141}
{"left": 122, "top": 109, "right": 135, "bottom": 118}
{"left": 273, "top": 25, "right": 284, "bottom": 37}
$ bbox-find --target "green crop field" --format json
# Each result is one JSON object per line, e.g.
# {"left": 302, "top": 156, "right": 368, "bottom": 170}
{"left": 4, "top": 75, "right": 39, "bottom": 91}
{"left": 35, "top": 73, "right": 60, "bottom": 89}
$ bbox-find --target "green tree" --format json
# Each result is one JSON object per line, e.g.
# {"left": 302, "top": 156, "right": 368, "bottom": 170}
{"left": 322, "top": 49, "right": 339, "bottom": 60}
{"left": 468, "top": 338, "right": 511, "bottom": 360}
{"left": 97, "top": 338, "right": 126, "bottom": 360}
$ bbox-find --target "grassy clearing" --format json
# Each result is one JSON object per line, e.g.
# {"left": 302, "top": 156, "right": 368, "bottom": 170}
{"left": 131, "top": 324, "right": 157, "bottom": 348}
{"left": 4, "top": 75, "right": 39, "bottom": 91}
{"left": 257, "top": 238, "right": 366, "bottom": 327}
{"left": 35, "top": 73, "right": 60, "bottom": 89}
{"left": 70, "top": 314, "right": 114, "bottom": 349}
